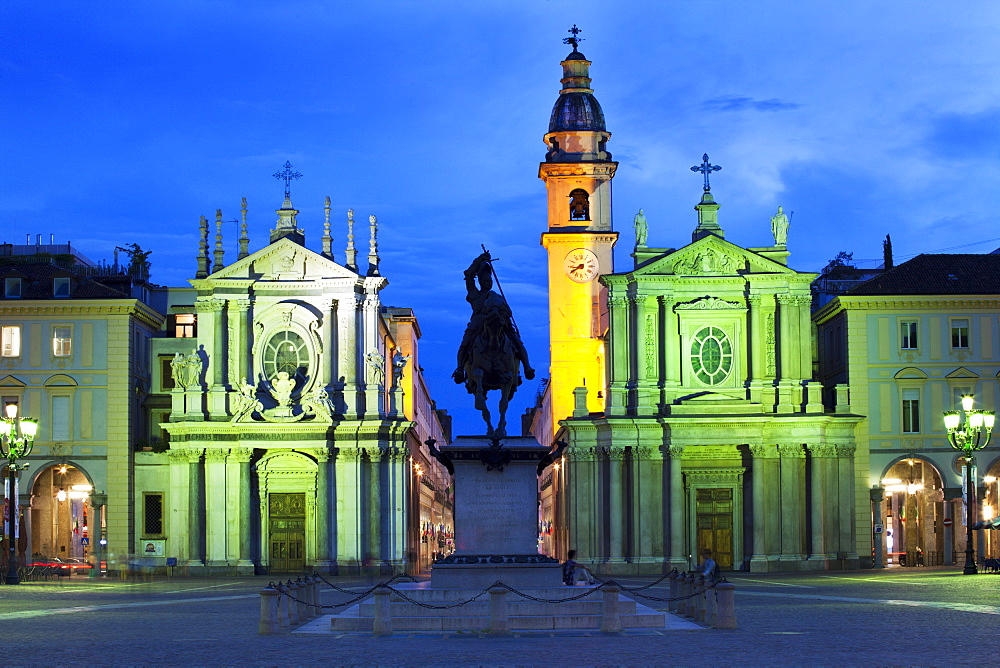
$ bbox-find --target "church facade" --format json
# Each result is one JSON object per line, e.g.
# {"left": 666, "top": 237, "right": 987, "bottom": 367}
{"left": 138, "top": 191, "right": 453, "bottom": 575}
{"left": 535, "top": 41, "right": 864, "bottom": 573}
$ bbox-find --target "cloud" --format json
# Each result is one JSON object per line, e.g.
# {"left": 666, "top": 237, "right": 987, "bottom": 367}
{"left": 702, "top": 96, "right": 803, "bottom": 112}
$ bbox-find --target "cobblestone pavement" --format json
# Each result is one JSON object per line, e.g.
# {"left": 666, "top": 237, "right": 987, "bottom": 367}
{"left": 1, "top": 566, "right": 998, "bottom": 666}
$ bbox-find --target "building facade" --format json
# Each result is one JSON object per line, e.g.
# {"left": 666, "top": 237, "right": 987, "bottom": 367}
{"left": 137, "top": 195, "right": 453, "bottom": 575}
{"left": 815, "top": 253, "right": 1000, "bottom": 568}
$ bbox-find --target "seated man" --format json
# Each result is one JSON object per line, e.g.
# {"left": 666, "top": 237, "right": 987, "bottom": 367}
{"left": 562, "top": 549, "right": 596, "bottom": 585}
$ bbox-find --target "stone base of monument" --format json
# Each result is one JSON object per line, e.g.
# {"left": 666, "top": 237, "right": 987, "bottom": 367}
{"left": 429, "top": 436, "right": 561, "bottom": 589}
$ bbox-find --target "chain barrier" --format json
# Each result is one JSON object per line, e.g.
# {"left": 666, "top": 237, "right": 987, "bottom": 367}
{"left": 313, "top": 571, "right": 415, "bottom": 594}
{"left": 270, "top": 572, "right": 729, "bottom": 611}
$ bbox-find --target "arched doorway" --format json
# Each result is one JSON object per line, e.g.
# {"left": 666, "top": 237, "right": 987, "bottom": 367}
{"left": 980, "top": 459, "right": 1000, "bottom": 561}
{"left": 29, "top": 464, "right": 93, "bottom": 562}
{"left": 881, "top": 458, "right": 944, "bottom": 566}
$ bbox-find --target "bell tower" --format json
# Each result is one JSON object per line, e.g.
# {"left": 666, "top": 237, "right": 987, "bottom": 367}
{"left": 540, "top": 27, "right": 618, "bottom": 433}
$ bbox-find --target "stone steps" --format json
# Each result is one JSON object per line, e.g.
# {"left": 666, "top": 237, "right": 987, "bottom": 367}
{"left": 357, "top": 597, "right": 641, "bottom": 617}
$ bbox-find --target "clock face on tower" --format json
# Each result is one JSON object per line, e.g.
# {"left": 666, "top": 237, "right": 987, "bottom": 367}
{"left": 564, "top": 248, "right": 599, "bottom": 283}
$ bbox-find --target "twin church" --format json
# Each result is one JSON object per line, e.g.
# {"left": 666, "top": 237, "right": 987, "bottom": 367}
{"left": 5, "top": 36, "right": 875, "bottom": 576}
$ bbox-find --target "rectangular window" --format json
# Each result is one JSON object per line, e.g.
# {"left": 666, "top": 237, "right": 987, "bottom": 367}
{"left": 900, "top": 321, "right": 918, "bottom": 349}
{"left": 902, "top": 389, "right": 920, "bottom": 433}
{"left": 4, "top": 278, "right": 21, "bottom": 298}
{"left": 53, "top": 277, "right": 71, "bottom": 298}
{"left": 172, "top": 314, "right": 196, "bottom": 338}
{"left": 52, "top": 326, "right": 72, "bottom": 357}
{"left": 951, "top": 319, "right": 970, "bottom": 348}
{"left": 143, "top": 493, "right": 164, "bottom": 536}
{"left": 159, "top": 356, "right": 175, "bottom": 390}
{"left": 51, "top": 395, "right": 70, "bottom": 440}
{"left": 1, "top": 326, "right": 21, "bottom": 357}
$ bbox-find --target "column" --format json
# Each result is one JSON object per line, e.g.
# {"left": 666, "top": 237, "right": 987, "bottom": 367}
{"left": 204, "top": 448, "right": 230, "bottom": 567}
{"left": 229, "top": 299, "right": 251, "bottom": 385}
{"left": 334, "top": 296, "right": 359, "bottom": 416}
{"left": 567, "top": 444, "right": 598, "bottom": 565}
{"left": 749, "top": 444, "right": 780, "bottom": 571}
{"left": 89, "top": 492, "right": 107, "bottom": 574}
{"left": 185, "top": 448, "right": 204, "bottom": 567}
{"left": 167, "top": 450, "right": 191, "bottom": 562}
{"left": 334, "top": 446, "right": 363, "bottom": 571}
{"left": 634, "top": 295, "right": 659, "bottom": 414}
{"left": 666, "top": 445, "right": 687, "bottom": 568}
{"left": 836, "top": 443, "right": 859, "bottom": 562}
{"left": 228, "top": 447, "right": 254, "bottom": 574}
{"left": 367, "top": 447, "right": 383, "bottom": 570}
{"left": 606, "top": 295, "right": 630, "bottom": 416}
{"left": 870, "top": 485, "right": 886, "bottom": 568}
{"left": 313, "top": 448, "right": 332, "bottom": 569}
{"left": 660, "top": 296, "right": 679, "bottom": 400}
{"left": 319, "top": 299, "right": 336, "bottom": 389}
{"left": 634, "top": 444, "right": 664, "bottom": 567}
{"left": 747, "top": 295, "right": 764, "bottom": 404}
{"left": 776, "top": 294, "right": 797, "bottom": 412}
{"left": 608, "top": 446, "right": 625, "bottom": 565}
{"left": 807, "top": 444, "right": 838, "bottom": 563}
{"left": 778, "top": 444, "right": 805, "bottom": 563}
{"left": 385, "top": 447, "right": 409, "bottom": 570}
{"left": 943, "top": 493, "right": 957, "bottom": 565}
{"left": 796, "top": 295, "right": 814, "bottom": 383}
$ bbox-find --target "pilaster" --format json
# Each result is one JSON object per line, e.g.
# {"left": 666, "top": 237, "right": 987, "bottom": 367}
{"left": 228, "top": 447, "right": 254, "bottom": 574}
{"left": 749, "top": 444, "right": 780, "bottom": 571}
{"left": 666, "top": 445, "right": 687, "bottom": 569}
{"left": 204, "top": 448, "right": 230, "bottom": 567}
{"left": 777, "top": 443, "right": 806, "bottom": 563}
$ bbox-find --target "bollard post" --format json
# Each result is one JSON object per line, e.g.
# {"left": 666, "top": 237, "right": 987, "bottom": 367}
{"left": 295, "top": 577, "right": 310, "bottom": 622}
{"left": 694, "top": 575, "right": 706, "bottom": 623}
{"left": 258, "top": 586, "right": 281, "bottom": 635}
{"left": 488, "top": 586, "right": 510, "bottom": 633}
{"left": 600, "top": 583, "right": 623, "bottom": 633}
{"left": 668, "top": 570, "right": 680, "bottom": 613}
{"left": 372, "top": 586, "right": 393, "bottom": 636}
{"left": 714, "top": 581, "right": 737, "bottom": 629}
{"left": 276, "top": 583, "right": 290, "bottom": 632}
{"left": 309, "top": 575, "right": 322, "bottom": 617}
{"left": 705, "top": 580, "right": 718, "bottom": 627}
{"left": 285, "top": 580, "right": 300, "bottom": 627}
{"left": 683, "top": 573, "right": 696, "bottom": 618}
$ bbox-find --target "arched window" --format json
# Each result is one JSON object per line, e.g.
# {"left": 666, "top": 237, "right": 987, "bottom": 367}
{"left": 568, "top": 189, "right": 590, "bottom": 221}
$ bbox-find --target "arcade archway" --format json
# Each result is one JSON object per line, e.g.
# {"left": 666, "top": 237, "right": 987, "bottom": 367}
{"left": 881, "top": 458, "right": 945, "bottom": 566}
{"left": 30, "top": 464, "right": 93, "bottom": 562}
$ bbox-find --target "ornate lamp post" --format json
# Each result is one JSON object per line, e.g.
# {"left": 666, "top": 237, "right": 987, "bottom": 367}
{"left": 0, "top": 404, "right": 38, "bottom": 585}
{"left": 944, "top": 394, "right": 994, "bottom": 575}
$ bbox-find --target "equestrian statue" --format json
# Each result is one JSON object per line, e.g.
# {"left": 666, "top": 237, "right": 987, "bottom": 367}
{"left": 453, "top": 249, "right": 535, "bottom": 439}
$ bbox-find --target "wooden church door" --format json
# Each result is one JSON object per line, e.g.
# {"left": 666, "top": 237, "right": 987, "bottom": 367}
{"left": 269, "top": 493, "right": 306, "bottom": 572}
{"left": 695, "top": 488, "right": 734, "bottom": 569}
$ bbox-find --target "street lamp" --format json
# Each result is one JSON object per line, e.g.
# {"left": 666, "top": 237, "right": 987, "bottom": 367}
{"left": 0, "top": 403, "right": 38, "bottom": 585}
{"left": 944, "top": 394, "right": 995, "bottom": 575}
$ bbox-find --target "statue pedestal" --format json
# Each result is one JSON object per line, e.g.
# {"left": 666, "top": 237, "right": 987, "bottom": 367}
{"left": 430, "top": 436, "right": 561, "bottom": 589}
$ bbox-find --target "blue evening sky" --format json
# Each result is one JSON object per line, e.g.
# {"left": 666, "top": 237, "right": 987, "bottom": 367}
{"left": 4, "top": 1, "right": 1000, "bottom": 436}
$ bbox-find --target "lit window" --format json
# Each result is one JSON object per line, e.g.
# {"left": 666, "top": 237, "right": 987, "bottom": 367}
{"left": 4, "top": 278, "right": 21, "bottom": 298}
{"left": 900, "top": 321, "right": 918, "bottom": 349}
{"left": 53, "top": 326, "right": 72, "bottom": 357}
{"left": 173, "top": 313, "right": 196, "bottom": 338}
{"left": 1, "top": 326, "right": 21, "bottom": 357}
{"left": 53, "top": 277, "right": 71, "bottom": 298}
{"left": 902, "top": 389, "right": 920, "bottom": 433}
{"left": 951, "top": 319, "right": 969, "bottom": 348}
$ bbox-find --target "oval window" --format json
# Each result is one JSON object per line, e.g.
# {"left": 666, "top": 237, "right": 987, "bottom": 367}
{"left": 690, "top": 326, "right": 733, "bottom": 385}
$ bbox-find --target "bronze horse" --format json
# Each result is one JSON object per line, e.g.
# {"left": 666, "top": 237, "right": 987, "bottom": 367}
{"left": 453, "top": 251, "right": 534, "bottom": 439}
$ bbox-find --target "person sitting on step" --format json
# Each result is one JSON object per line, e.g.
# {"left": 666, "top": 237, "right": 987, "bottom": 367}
{"left": 562, "top": 549, "right": 596, "bottom": 585}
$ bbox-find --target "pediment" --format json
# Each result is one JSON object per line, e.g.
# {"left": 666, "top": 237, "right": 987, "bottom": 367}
{"left": 635, "top": 236, "right": 798, "bottom": 277}
{"left": 0, "top": 375, "right": 25, "bottom": 387}
{"left": 203, "top": 238, "right": 359, "bottom": 282}
{"left": 44, "top": 374, "right": 78, "bottom": 386}
{"left": 674, "top": 295, "right": 745, "bottom": 311}
{"left": 945, "top": 367, "right": 979, "bottom": 379}
{"left": 894, "top": 367, "right": 929, "bottom": 379}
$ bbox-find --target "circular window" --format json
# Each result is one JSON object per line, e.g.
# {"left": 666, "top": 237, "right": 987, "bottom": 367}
{"left": 262, "top": 330, "right": 309, "bottom": 382}
{"left": 691, "top": 326, "right": 733, "bottom": 385}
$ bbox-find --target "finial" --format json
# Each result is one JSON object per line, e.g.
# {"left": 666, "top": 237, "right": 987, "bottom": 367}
{"left": 345, "top": 209, "right": 357, "bottom": 273}
{"left": 563, "top": 24, "right": 583, "bottom": 51}
{"left": 213, "top": 209, "right": 225, "bottom": 273}
{"left": 367, "top": 214, "right": 380, "bottom": 277}
{"left": 322, "top": 196, "right": 333, "bottom": 260}
{"left": 273, "top": 161, "right": 302, "bottom": 198}
{"left": 690, "top": 153, "right": 721, "bottom": 192}
{"left": 238, "top": 197, "right": 249, "bottom": 260}
{"left": 196, "top": 215, "right": 210, "bottom": 278}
